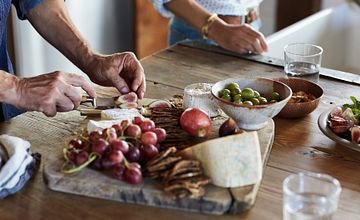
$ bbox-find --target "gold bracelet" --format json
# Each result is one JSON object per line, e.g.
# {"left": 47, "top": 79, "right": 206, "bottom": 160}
{"left": 201, "top": 13, "right": 218, "bottom": 39}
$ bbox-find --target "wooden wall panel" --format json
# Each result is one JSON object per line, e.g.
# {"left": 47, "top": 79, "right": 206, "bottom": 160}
{"left": 134, "top": 0, "right": 170, "bottom": 58}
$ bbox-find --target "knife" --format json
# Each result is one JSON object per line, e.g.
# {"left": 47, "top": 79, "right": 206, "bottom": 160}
{"left": 81, "top": 96, "right": 117, "bottom": 109}
{"left": 179, "top": 40, "right": 360, "bottom": 85}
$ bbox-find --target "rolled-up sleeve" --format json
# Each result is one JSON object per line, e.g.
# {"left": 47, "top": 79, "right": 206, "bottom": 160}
{"left": 12, "top": 0, "right": 44, "bottom": 20}
{"left": 150, "top": 0, "right": 173, "bottom": 18}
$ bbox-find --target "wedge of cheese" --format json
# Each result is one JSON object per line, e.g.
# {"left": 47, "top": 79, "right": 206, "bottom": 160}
{"left": 87, "top": 120, "right": 122, "bottom": 134}
{"left": 188, "top": 131, "right": 262, "bottom": 188}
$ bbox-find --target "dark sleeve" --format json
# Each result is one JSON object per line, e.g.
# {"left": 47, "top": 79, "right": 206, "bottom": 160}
{"left": 11, "top": 0, "right": 44, "bottom": 20}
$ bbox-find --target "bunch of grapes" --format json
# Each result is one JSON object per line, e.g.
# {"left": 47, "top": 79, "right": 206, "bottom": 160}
{"left": 62, "top": 116, "right": 167, "bottom": 185}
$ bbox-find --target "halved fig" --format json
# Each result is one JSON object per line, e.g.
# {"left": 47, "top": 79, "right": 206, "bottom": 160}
{"left": 351, "top": 126, "right": 360, "bottom": 144}
{"left": 120, "top": 102, "right": 138, "bottom": 109}
{"left": 329, "top": 116, "right": 352, "bottom": 134}
{"left": 148, "top": 100, "right": 172, "bottom": 108}
{"left": 116, "top": 92, "right": 138, "bottom": 104}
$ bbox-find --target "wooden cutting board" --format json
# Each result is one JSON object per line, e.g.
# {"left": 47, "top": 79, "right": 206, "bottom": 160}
{"left": 43, "top": 119, "right": 274, "bottom": 215}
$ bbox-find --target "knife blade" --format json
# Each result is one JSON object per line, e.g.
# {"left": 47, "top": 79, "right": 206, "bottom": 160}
{"left": 81, "top": 96, "right": 117, "bottom": 109}
{"left": 179, "top": 40, "right": 360, "bottom": 85}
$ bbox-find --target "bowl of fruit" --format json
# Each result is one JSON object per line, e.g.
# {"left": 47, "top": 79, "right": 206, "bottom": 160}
{"left": 212, "top": 77, "right": 292, "bottom": 130}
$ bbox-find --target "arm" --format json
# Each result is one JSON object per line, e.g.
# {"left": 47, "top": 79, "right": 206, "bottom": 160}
{"left": 26, "top": 0, "right": 146, "bottom": 98}
{"left": 164, "top": 0, "right": 268, "bottom": 54}
{"left": 0, "top": 70, "right": 95, "bottom": 116}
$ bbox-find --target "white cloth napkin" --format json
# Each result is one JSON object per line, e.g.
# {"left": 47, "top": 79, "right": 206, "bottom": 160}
{"left": 0, "top": 135, "right": 40, "bottom": 199}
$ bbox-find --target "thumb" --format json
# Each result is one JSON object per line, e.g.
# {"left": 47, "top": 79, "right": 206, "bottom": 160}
{"left": 112, "top": 75, "right": 130, "bottom": 94}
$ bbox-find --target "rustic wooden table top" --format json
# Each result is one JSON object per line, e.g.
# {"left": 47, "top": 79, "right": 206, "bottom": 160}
{"left": 1, "top": 44, "right": 360, "bottom": 220}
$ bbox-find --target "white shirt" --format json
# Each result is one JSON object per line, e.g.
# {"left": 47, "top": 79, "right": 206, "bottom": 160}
{"left": 151, "top": 0, "right": 263, "bottom": 18}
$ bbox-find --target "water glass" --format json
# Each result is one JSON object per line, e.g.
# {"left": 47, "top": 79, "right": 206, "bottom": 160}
{"left": 284, "top": 43, "right": 323, "bottom": 82}
{"left": 283, "top": 172, "right": 341, "bottom": 220}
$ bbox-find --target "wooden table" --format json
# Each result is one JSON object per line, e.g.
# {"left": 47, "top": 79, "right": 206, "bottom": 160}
{"left": 1, "top": 44, "right": 360, "bottom": 220}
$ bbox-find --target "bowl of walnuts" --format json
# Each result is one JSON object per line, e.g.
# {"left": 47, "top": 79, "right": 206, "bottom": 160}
{"left": 276, "top": 77, "right": 323, "bottom": 118}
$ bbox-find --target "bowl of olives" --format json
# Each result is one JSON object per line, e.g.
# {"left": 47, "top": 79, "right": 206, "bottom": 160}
{"left": 211, "top": 77, "right": 292, "bottom": 130}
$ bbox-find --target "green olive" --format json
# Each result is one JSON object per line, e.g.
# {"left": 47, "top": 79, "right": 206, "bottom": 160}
{"left": 234, "top": 99, "right": 243, "bottom": 104}
{"left": 259, "top": 97, "right": 268, "bottom": 104}
{"left": 250, "top": 98, "right": 260, "bottom": 105}
{"left": 269, "top": 99, "right": 277, "bottom": 103}
{"left": 270, "top": 92, "right": 280, "bottom": 101}
{"left": 233, "top": 94, "right": 242, "bottom": 102}
{"left": 254, "top": 91, "right": 260, "bottom": 98}
{"left": 221, "top": 94, "right": 232, "bottom": 102}
{"left": 230, "top": 87, "right": 242, "bottom": 96}
{"left": 243, "top": 100, "right": 253, "bottom": 105}
{"left": 242, "top": 88, "right": 255, "bottom": 99}
{"left": 219, "top": 89, "right": 231, "bottom": 97}
{"left": 226, "top": 82, "right": 240, "bottom": 91}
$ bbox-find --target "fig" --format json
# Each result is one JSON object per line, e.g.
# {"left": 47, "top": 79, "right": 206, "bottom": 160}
{"left": 180, "top": 108, "right": 211, "bottom": 138}
{"left": 219, "top": 118, "right": 242, "bottom": 137}
{"left": 120, "top": 102, "right": 138, "bottom": 109}
{"left": 116, "top": 92, "right": 138, "bottom": 104}
{"left": 351, "top": 126, "right": 360, "bottom": 144}
{"left": 148, "top": 100, "right": 172, "bottom": 108}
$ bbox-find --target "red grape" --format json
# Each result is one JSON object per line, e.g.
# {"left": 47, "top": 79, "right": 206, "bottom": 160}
{"left": 111, "top": 124, "right": 122, "bottom": 136}
{"left": 142, "top": 144, "right": 158, "bottom": 160}
{"left": 141, "top": 131, "right": 158, "bottom": 145}
{"left": 90, "top": 157, "right": 103, "bottom": 170}
{"left": 109, "top": 150, "right": 124, "bottom": 164}
{"left": 124, "top": 124, "right": 142, "bottom": 138}
{"left": 121, "top": 120, "right": 129, "bottom": 129}
{"left": 101, "top": 158, "right": 115, "bottom": 170}
{"left": 133, "top": 116, "right": 143, "bottom": 125}
{"left": 69, "top": 139, "right": 83, "bottom": 149}
{"left": 125, "top": 146, "right": 140, "bottom": 162}
{"left": 76, "top": 151, "right": 89, "bottom": 166}
{"left": 111, "top": 139, "right": 129, "bottom": 154}
{"left": 124, "top": 166, "right": 143, "bottom": 185}
{"left": 128, "top": 162, "right": 141, "bottom": 170}
{"left": 102, "top": 127, "right": 117, "bottom": 141}
{"left": 113, "top": 164, "right": 126, "bottom": 180}
{"left": 89, "top": 130, "right": 103, "bottom": 142}
{"left": 140, "top": 120, "right": 155, "bottom": 132}
{"left": 91, "top": 139, "right": 109, "bottom": 156}
{"left": 153, "top": 128, "right": 167, "bottom": 143}
{"left": 66, "top": 148, "right": 78, "bottom": 163}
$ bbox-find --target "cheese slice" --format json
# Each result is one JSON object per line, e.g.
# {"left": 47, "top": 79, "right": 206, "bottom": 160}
{"left": 188, "top": 131, "right": 262, "bottom": 188}
{"left": 101, "top": 108, "right": 142, "bottom": 120}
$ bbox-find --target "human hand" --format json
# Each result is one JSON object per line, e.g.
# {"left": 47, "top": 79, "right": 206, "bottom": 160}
{"left": 86, "top": 52, "right": 146, "bottom": 99}
{"left": 210, "top": 21, "right": 268, "bottom": 54}
{"left": 14, "top": 71, "right": 96, "bottom": 117}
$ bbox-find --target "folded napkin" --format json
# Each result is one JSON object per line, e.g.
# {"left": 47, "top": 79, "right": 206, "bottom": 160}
{"left": 0, "top": 135, "right": 40, "bottom": 199}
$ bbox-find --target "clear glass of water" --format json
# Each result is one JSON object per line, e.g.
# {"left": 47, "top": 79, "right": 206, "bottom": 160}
{"left": 283, "top": 172, "right": 341, "bottom": 220}
{"left": 284, "top": 43, "right": 323, "bottom": 82}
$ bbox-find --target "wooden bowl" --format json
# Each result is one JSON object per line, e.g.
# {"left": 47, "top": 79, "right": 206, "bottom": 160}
{"left": 276, "top": 78, "right": 323, "bottom": 118}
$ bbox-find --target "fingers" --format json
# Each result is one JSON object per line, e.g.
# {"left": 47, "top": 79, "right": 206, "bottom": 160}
{"left": 64, "top": 73, "right": 97, "bottom": 98}
{"left": 64, "top": 86, "right": 83, "bottom": 109}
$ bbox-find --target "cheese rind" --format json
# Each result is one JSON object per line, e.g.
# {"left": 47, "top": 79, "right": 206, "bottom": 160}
{"left": 190, "top": 131, "right": 262, "bottom": 188}
{"left": 101, "top": 108, "right": 142, "bottom": 120}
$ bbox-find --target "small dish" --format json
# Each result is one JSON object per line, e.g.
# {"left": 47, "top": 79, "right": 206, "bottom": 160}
{"left": 318, "top": 108, "right": 360, "bottom": 152}
{"left": 276, "top": 77, "right": 323, "bottom": 118}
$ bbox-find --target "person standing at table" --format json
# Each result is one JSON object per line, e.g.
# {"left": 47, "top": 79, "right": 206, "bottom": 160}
{"left": 151, "top": 0, "right": 268, "bottom": 54}
{"left": 0, "top": 0, "right": 146, "bottom": 121}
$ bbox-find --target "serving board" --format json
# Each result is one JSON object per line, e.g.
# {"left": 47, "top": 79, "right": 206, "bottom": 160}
{"left": 43, "top": 118, "right": 274, "bottom": 215}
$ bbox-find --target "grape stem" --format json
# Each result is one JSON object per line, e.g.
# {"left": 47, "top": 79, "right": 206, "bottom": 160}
{"left": 62, "top": 152, "right": 97, "bottom": 174}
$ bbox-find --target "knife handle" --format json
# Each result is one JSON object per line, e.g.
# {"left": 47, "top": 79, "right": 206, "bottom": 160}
{"left": 81, "top": 96, "right": 95, "bottom": 106}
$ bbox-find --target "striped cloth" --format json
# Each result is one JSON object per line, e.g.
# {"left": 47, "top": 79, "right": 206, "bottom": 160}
{"left": 150, "top": 0, "right": 263, "bottom": 17}
{"left": 0, "top": 135, "right": 40, "bottom": 199}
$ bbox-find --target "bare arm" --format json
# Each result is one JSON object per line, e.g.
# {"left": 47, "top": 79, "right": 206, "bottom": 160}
{"left": 164, "top": 0, "right": 268, "bottom": 54}
{"left": 26, "top": 0, "right": 146, "bottom": 98}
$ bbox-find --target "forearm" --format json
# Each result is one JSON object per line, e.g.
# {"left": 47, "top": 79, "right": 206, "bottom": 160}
{"left": 0, "top": 71, "right": 20, "bottom": 105}
{"left": 26, "top": 0, "right": 95, "bottom": 74}
{"left": 164, "top": 0, "right": 225, "bottom": 39}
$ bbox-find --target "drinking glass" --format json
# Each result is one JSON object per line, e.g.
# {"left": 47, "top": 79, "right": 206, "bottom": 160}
{"left": 284, "top": 43, "right": 323, "bottom": 82}
{"left": 283, "top": 172, "right": 341, "bottom": 220}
